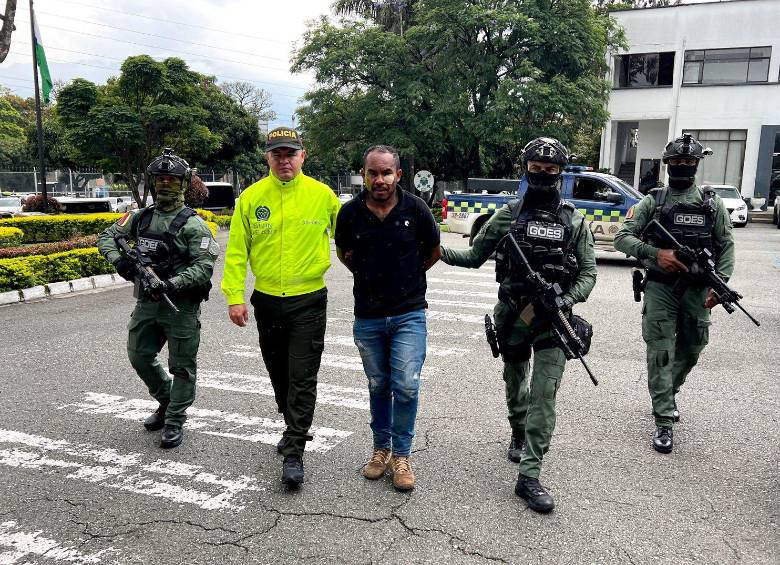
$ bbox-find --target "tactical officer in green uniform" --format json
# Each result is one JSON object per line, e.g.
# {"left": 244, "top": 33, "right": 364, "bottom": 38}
{"left": 614, "top": 134, "right": 734, "bottom": 454}
{"left": 98, "top": 149, "right": 219, "bottom": 449}
{"left": 441, "top": 138, "right": 596, "bottom": 513}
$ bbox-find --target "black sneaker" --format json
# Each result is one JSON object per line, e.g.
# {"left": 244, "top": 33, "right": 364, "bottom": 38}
{"left": 160, "top": 424, "right": 183, "bottom": 449}
{"left": 514, "top": 474, "right": 555, "bottom": 513}
{"left": 282, "top": 454, "right": 304, "bottom": 488}
{"left": 652, "top": 426, "right": 673, "bottom": 454}
{"left": 508, "top": 434, "right": 524, "bottom": 463}
{"left": 143, "top": 404, "right": 167, "bottom": 431}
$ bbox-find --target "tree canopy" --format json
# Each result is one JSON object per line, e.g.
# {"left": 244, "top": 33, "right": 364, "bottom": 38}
{"left": 54, "top": 55, "right": 264, "bottom": 205}
{"left": 293, "top": 0, "right": 624, "bottom": 180}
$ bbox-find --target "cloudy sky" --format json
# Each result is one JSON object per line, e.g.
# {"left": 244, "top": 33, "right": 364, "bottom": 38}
{"left": 0, "top": 0, "right": 336, "bottom": 129}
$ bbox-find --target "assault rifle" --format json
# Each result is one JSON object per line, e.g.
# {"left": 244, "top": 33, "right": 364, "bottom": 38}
{"left": 503, "top": 233, "right": 598, "bottom": 386}
{"left": 641, "top": 219, "right": 759, "bottom": 326}
{"left": 115, "top": 236, "right": 179, "bottom": 313}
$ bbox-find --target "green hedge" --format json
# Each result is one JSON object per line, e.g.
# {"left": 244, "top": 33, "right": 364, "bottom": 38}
{"left": 0, "top": 235, "right": 99, "bottom": 259}
{"left": 213, "top": 215, "right": 231, "bottom": 228}
{"left": 0, "top": 213, "right": 123, "bottom": 243}
{"left": 0, "top": 248, "right": 113, "bottom": 292}
{"left": 0, "top": 227, "right": 24, "bottom": 248}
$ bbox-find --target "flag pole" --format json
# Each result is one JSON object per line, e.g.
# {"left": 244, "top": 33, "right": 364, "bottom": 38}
{"left": 28, "top": 0, "right": 47, "bottom": 209}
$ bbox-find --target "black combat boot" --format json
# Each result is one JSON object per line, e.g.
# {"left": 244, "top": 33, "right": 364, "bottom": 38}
{"left": 515, "top": 474, "right": 555, "bottom": 513}
{"left": 143, "top": 404, "right": 167, "bottom": 431}
{"left": 160, "top": 424, "right": 183, "bottom": 449}
{"left": 652, "top": 426, "right": 673, "bottom": 454}
{"left": 507, "top": 433, "right": 524, "bottom": 463}
{"left": 277, "top": 436, "right": 291, "bottom": 454}
{"left": 282, "top": 454, "right": 305, "bottom": 488}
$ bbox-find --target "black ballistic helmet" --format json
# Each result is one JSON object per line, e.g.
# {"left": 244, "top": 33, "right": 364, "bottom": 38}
{"left": 521, "top": 137, "right": 570, "bottom": 169}
{"left": 147, "top": 148, "right": 192, "bottom": 182}
{"left": 662, "top": 134, "right": 712, "bottom": 163}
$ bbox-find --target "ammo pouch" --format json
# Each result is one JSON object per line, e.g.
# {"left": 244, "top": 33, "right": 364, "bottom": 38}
{"left": 567, "top": 314, "right": 593, "bottom": 358}
{"left": 500, "top": 342, "right": 532, "bottom": 363}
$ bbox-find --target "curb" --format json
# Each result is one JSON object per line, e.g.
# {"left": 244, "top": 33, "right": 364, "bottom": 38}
{"left": 0, "top": 274, "right": 131, "bottom": 306}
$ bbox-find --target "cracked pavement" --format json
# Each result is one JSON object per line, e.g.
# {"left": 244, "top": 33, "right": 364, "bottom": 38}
{"left": 0, "top": 226, "right": 777, "bottom": 564}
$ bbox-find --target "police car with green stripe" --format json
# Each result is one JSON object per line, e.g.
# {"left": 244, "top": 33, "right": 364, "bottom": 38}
{"left": 443, "top": 166, "right": 643, "bottom": 251}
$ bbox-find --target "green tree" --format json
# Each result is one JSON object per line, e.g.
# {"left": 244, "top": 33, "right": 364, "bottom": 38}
{"left": 56, "top": 56, "right": 261, "bottom": 206}
{"left": 294, "top": 0, "right": 624, "bottom": 180}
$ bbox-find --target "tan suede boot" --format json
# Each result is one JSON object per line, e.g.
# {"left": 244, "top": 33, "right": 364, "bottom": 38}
{"left": 390, "top": 456, "right": 415, "bottom": 491}
{"left": 362, "top": 448, "right": 391, "bottom": 480}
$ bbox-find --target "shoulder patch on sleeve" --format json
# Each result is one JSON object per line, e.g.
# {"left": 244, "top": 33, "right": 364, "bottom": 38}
{"left": 626, "top": 205, "right": 635, "bottom": 220}
{"left": 117, "top": 211, "right": 135, "bottom": 227}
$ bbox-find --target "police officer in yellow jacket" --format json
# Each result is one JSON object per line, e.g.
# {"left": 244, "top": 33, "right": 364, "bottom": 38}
{"left": 222, "top": 127, "right": 340, "bottom": 488}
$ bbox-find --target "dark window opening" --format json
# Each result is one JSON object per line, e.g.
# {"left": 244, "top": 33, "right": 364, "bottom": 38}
{"left": 614, "top": 52, "right": 675, "bottom": 88}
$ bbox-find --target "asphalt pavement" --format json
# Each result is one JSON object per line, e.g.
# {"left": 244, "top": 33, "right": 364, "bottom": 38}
{"left": 0, "top": 223, "right": 777, "bottom": 564}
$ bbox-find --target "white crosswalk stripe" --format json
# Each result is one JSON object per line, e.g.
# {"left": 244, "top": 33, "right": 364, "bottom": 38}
{"left": 427, "top": 288, "right": 497, "bottom": 299}
{"left": 440, "top": 270, "right": 496, "bottom": 279}
{"left": 0, "top": 428, "right": 263, "bottom": 511}
{"left": 427, "top": 277, "right": 498, "bottom": 288}
{"left": 199, "top": 370, "right": 369, "bottom": 410}
{"left": 224, "top": 346, "right": 441, "bottom": 376}
{"left": 60, "top": 392, "right": 354, "bottom": 450}
{"left": 0, "top": 520, "right": 120, "bottom": 564}
{"left": 426, "top": 298, "right": 494, "bottom": 311}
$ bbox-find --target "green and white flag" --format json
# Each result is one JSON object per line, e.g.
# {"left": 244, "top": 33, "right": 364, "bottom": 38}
{"left": 32, "top": 10, "right": 52, "bottom": 104}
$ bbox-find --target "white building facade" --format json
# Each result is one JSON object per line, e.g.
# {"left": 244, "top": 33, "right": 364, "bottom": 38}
{"left": 599, "top": 0, "right": 780, "bottom": 203}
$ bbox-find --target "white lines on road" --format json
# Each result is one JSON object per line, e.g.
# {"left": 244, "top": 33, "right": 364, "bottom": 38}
{"left": 225, "top": 348, "right": 364, "bottom": 371}
{"left": 224, "top": 346, "right": 441, "bottom": 377}
{"left": 425, "top": 310, "right": 485, "bottom": 324}
{"left": 426, "top": 298, "right": 494, "bottom": 311}
{"left": 323, "top": 335, "right": 470, "bottom": 357}
{"left": 0, "top": 521, "right": 119, "bottom": 564}
{"left": 200, "top": 370, "right": 368, "bottom": 411}
{"left": 61, "top": 392, "right": 353, "bottom": 451}
{"left": 427, "top": 288, "right": 497, "bottom": 299}
{"left": 440, "top": 271, "right": 496, "bottom": 279}
{"left": 0, "top": 428, "right": 262, "bottom": 511}
{"left": 427, "top": 277, "right": 498, "bottom": 288}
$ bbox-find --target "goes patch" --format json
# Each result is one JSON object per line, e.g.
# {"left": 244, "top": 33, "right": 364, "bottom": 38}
{"left": 626, "top": 205, "right": 635, "bottom": 220}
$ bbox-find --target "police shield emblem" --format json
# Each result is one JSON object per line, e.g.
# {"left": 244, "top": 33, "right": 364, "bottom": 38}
{"left": 255, "top": 205, "right": 271, "bottom": 221}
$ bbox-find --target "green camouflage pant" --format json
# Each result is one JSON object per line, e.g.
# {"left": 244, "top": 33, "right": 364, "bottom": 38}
{"left": 126, "top": 298, "right": 202, "bottom": 427}
{"left": 496, "top": 301, "right": 567, "bottom": 479}
{"left": 642, "top": 280, "right": 710, "bottom": 428}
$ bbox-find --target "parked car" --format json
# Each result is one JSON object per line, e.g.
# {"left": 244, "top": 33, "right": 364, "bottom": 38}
{"left": 704, "top": 184, "right": 748, "bottom": 227}
{"left": 0, "top": 196, "right": 23, "bottom": 218}
{"left": 103, "top": 196, "right": 134, "bottom": 213}
{"left": 202, "top": 182, "right": 236, "bottom": 211}
{"left": 54, "top": 197, "right": 112, "bottom": 214}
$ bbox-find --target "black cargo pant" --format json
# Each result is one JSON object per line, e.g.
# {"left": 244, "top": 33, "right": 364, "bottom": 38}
{"left": 250, "top": 288, "right": 327, "bottom": 456}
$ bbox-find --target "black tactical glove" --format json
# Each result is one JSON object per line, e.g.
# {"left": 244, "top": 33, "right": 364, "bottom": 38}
{"left": 147, "top": 278, "right": 175, "bottom": 295}
{"left": 114, "top": 258, "right": 135, "bottom": 281}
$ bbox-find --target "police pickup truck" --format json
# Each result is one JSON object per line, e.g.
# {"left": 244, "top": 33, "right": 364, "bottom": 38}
{"left": 443, "top": 166, "right": 644, "bottom": 251}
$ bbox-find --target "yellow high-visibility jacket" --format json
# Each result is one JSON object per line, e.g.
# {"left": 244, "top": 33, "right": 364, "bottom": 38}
{"left": 221, "top": 171, "right": 340, "bottom": 304}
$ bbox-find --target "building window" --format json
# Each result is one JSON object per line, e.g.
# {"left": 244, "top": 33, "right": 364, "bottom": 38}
{"left": 683, "top": 130, "right": 747, "bottom": 188}
{"left": 613, "top": 52, "right": 675, "bottom": 88}
{"left": 683, "top": 47, "right": 771, "bottom": 85}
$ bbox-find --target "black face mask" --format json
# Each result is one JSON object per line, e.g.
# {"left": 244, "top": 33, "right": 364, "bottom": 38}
{"left": 667, "top": 164, "right": 698, "bottom": 190}
{"left": 525, "top": 171, "right": 561, "bottom": 210}
{"left": 526, "top": 171, "right": 561, "bottom": 189}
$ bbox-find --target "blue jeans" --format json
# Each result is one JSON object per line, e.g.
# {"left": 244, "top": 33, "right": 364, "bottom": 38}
{"left": 353, "top": 309, "right": 427, "bottom": 457}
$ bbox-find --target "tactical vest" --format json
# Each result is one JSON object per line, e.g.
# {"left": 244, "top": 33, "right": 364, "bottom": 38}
{"left": 130, "top": 206, "right": 212, "bottom": 302}
{"left": 496, "top": 199, "right": 579, "bottom": 292}
{"left": 131, "top": 206, "right": 196, "bottom": 278}
{"left": 648, "top": 186, "right": 717, "bottom": 253}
